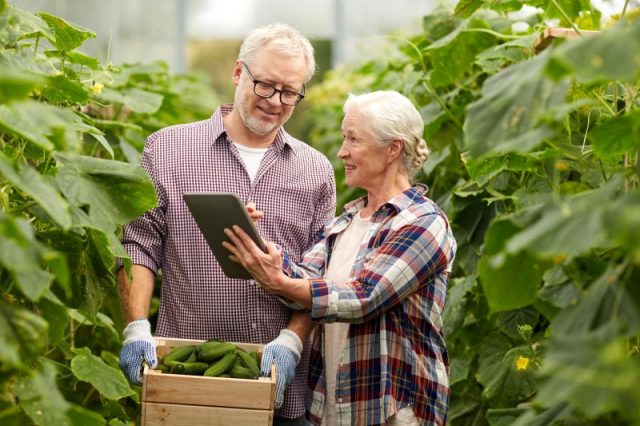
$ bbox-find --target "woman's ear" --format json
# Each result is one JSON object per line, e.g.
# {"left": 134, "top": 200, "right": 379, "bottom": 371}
{"left": 388, "top": 138, "right": 404, "bottom": 163}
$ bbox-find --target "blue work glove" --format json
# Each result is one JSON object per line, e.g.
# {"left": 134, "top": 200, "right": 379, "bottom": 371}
{"left": 118, "top": 319, "right": 157, "bottom": 385}
{"left": 261, "top": 329, "right": 303, "bottom": 409}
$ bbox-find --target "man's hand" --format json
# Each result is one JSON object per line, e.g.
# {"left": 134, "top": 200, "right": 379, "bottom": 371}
{"left": 261, "top": 329, "right": 303, "bottom": 408}
{"left": 245, "top": 202, "right": 264, "bottom": 224}
{"left": 118, "top": 319, "right": 157, "bottom": 385}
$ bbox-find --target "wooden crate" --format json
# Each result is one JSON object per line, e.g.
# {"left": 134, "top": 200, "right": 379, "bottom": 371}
{"left": 141, "top": 337, "right": 276, "bottom": 426}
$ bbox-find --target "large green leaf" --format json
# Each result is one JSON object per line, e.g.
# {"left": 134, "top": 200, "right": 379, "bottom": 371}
{"left": 464, "top": 52, "right": 564, "bottom": 158}
{"left": 479, "top": 219, "right": 544, "bottom": 313}
{"left": 41, "top": 74, "right": 89, "bottom": 105}
{"left": 476, "top": 332, "right": 537, "bottom": 405}
{"left": 70, "top": 347, "right": 134, "bottom": 400}
{"left": 605, "top": 193, "right": 640, "bottom": 263}
{"left": 37, "top": 12, "right": 95, "bottom": 52}
{"left": 54, "top": 152, "right": 156, "bottom": 232}
{"left": 0, "top": 303, "right": 48, "bottom": 370}
{"left": 14, "top": 362, "right": 71, "bottom": 426}
{"left": 443, "top": 275, "right": 477, "bottom": 335}
{"left": 67, "top": 405, "right": 106, "bottom": 426}
{"left": 0, "top": 212, "right": 53, "bottom": 301}
{"left": 427, "top": 17, "right": 496, "bottom": 88}
{"left": 0, "top": 100, "right": 83, "bottom": 152}
{"left": 0, "top": 152, "right": 71, "bottom": 229}
{"left": 590, "top": 112, "right": 640, "bottom": 161}
{"left": 0, "top": 64, "right": 44, "bottom": 103}
{"left": 506, "top": 177, "right": 620, "bottom": 257}
{"left": 0, "top": 6, "right": 55, "bottom": 45}
{"left": 546, "top": 18, "right": 640, "bottom": 84}
{"left": 97, "top": 87, "right": 163, "bottom": 114}
{"left": 535, "top": 322, "right": 640, "bottom": 419}
{"left": 465, "top": 152, "right": 543, "bottom": 186}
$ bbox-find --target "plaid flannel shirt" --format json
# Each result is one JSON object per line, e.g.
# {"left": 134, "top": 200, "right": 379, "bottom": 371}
{"left": 282, "top": 184, "right": 456, "bottom": 425}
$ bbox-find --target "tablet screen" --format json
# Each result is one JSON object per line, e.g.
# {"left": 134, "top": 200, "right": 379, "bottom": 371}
{"left": 183, "top": 192, "right": 266, "bottom": 279}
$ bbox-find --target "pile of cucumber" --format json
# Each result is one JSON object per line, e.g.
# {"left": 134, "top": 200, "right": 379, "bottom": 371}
{"left": 157, "top": 341, "right": 262, "bottom": 379}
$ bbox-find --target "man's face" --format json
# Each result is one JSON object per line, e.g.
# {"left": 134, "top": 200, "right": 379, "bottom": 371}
{"left": 232, "top": 45, "right": 307, "bottom": 137}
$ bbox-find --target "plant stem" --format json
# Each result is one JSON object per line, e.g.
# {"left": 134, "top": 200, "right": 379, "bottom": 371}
{"left": 549, "top": 0, "right": 582, "bottom": 37}
{"left": 461, "top": 28, "right": 524, "bottom": 39}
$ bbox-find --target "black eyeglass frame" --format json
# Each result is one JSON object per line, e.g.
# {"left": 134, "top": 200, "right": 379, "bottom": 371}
{"left": 241, "top": 62, "right": 305, "bottom": 106}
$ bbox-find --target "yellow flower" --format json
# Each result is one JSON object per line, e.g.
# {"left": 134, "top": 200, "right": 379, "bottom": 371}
{"left": 516, "top": 356, "right": 530, "bottom": 371}
{"left": 90, "top": 82, "right": 104, "bottom": 94}
{"left": 555, "top": 161, "right": 569, "bottom": 171}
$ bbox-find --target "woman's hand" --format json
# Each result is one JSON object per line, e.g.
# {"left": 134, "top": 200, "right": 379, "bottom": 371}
{"left": 223, "top": 226, "right": 286, "bottom": 293}
{"left": 245, "top": 202, "right": 264, "bottom": 224}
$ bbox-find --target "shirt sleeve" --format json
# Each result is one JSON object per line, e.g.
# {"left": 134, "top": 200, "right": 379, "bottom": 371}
{"left": 309, "top": 211, "right": 455, "bottom": 324}
{"left": 119, "top": 136, "right": 167, "bottom": 273}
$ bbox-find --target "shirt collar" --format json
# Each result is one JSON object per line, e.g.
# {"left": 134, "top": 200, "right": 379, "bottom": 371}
{"left": 342, "top": 183, "right": 430, "bottom": 217}
{"left": 209, "top": 104, "right": 299, "bottom": 155}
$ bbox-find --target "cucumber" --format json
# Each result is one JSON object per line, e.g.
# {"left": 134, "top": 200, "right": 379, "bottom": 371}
{"left": 204, "top": 352, "right": 237, "bottom": 377}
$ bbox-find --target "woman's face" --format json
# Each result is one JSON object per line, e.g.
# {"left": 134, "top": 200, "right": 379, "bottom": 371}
{"left": 338, "top": 108, "right": 391, "bottom": 191}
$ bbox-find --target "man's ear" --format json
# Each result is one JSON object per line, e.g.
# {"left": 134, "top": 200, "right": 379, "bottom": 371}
{"left": 232, "top": 61, "right": 243, "bottom": 86}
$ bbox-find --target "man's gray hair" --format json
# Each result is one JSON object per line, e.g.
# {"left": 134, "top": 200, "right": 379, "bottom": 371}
{"left": 238, "top": 23, "right": 316, "bottom": 83}
{"left": 343, "top": 91, "right": 430, "bottom": 177}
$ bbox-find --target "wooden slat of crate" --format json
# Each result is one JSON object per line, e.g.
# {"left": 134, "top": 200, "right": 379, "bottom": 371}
{"left": 142, "top": 402, "right": 273, "bottom": 426}
{"left": 142, "top": 337, "right": 276, "bottom": 423}
{"left": 144, "top": 369, "right": 274, "bottom": 409}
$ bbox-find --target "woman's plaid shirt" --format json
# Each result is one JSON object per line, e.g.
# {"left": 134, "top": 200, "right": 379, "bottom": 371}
{"left": 282, "top": 184, "right": 456, "bottom": 425}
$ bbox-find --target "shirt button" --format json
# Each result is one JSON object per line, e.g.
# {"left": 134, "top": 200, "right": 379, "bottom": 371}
{"left": 337, "top": 398, "right": 343, "bottom": 403}
{"left": 251, "top": 323, "right": 257, "bottom": 329}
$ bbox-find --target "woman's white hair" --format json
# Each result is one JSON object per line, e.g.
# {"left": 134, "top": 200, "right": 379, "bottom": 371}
{"left": 238, "top": 23, "right": 316, "bottom": 83}
{"left": 343, "top": 90, "right": 430, "bottom": 177}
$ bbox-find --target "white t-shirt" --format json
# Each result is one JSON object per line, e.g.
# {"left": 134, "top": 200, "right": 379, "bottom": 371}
{"left": 233, "top": 142, "right": 267, "bottom": 182}
{"left": 322, "top": 211, "right": 373, "bottom": 426}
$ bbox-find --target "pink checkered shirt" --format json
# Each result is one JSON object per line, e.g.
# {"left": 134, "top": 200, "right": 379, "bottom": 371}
{"left": 121, "top": 104, "right": 336, "bottom": 418}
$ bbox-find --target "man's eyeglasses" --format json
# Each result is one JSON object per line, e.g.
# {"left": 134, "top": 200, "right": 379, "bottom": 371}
{"left": 242, "top": 62, "right": 305, "bottom": 106}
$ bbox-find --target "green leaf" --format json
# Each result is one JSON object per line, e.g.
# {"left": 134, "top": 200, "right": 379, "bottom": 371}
{"left": 535, "top": 322, "right": 640, "bottom": 419}
{"left": 605, "top": 193, "right": 640, "bottom": 263}
{"left": 97, "top": 87, "right": 163, "bottom": 114}
{"left": 427, "top": 18, "right": 496, "bottom": 88}
{"left": 67, "top": 404, "right": 106, "bottom": 426}
{"left": 42, "top": 74, "right": 89, "bottom": 105}
{"left": 506, "top": 177, "right": 620, "bottom": 257}
{"left": 54, "top": 152, "right": 157, "bottom": 232}
{"left": 464, "top": 52, "right": 565, "bottom": 158}
{"left": 0, "top": 152, "right": 72, "bottom": 229}
{"left": 40, "top": 295, "right": 69, "bottom": 345}
{"left": 479, "top": 219, "right": 544, "bottom": 312}
{"left": 450, "top": 352, "right": 473, "bottom": 386}
{"left": 547, "top": 18, "right": 640, "bottom": 84}
{"left": 0, "top": 100, "right": 83, "bottom": 152}
{"left": 70, "top": 347, "right": 135, "bottom": 400}
{"left": 476, "top": 332, "right": 537, "bottom": 405}
{"left": 465, "top": 152, "right": 542, "bottom": 186}
{"left": 37, "top": 12, "right": 95, "bottom": 52}
{"left": 0, "top": 64, "right": 44, "bottom": 103}
{"left": 0, "top": 212, "right": 53, "bottom": 301}
{"left": 14, "top": 362, "right": 72, "bottom": 426}
{"left": 443, "top": 275, "right": 477, "bottom": 335}
{"left": 0, "top": 6, "right": 55, "bottom": 45}
{"left": 65, "top": 50, "right": 100, "bottom": 70}
{"left": 453, "top": 0, "right": 486, "bottom": 18}
{"left": 486, "top": 407, "right": 528, "bottom": 426}
{"left": 0, "top": 303, "right": 48, "bottom": 369}
{"left": 590, "top": 112, "right": 640, "bottom": 161}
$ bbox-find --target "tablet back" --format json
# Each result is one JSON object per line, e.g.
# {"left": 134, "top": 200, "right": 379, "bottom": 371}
{"left": 183, "top": 192, "right": 266, "bottom": 280}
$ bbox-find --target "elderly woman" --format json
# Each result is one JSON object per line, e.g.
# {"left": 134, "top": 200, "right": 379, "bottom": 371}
{"left": 224, "top": 90, "right": 456, "bottom": 426}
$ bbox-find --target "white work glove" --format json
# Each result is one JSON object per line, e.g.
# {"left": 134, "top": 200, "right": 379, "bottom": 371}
{"left": 261, "top": 329, "right": 303, "bottom": 409}
{"left": 118, "top": 319, "right": 157, "bottom": 385}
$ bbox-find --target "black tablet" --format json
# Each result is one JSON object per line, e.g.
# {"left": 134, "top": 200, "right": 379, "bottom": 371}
{"left": 183, "top": 192, "right": 266, "bottom": 279}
